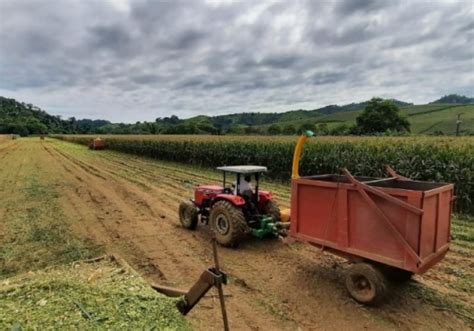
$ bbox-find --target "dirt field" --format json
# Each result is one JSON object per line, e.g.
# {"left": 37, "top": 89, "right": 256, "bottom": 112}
{"left": 1, "top": 138, "right": 472, "bottom": 330}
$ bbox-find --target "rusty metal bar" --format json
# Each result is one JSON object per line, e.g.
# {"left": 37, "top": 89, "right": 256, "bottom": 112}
{"left": 342, "top": 168, "right": 422, "bottom": 264}
{"left": 150, "top": 284, "right": 187, "bottom": 297}
{"left": 179, "top": 270, "right": 217, "bottom": 315}
{"left": 345, "top": 169, "right": 424, "bottom": 216}
{"left": 386, "top": 165, "right": 409, "bottom": 180}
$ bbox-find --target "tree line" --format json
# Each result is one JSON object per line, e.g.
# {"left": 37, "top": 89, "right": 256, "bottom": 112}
{"left": 0, "top": 96, "right": 412, "bottom": 136}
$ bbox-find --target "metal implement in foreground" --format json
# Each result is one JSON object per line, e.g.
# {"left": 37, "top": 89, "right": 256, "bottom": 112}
{"left": 179, "top": 165, "right": 287, "bottom": 247}
{"left": 288, "top": 132, "right": 454, "bottom": 305}
{"left": 152, "top": 238, "right": 229, "bottom": 330}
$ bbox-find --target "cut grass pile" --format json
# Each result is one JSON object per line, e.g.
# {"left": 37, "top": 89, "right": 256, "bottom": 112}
{"left": 0, "top": 258, "right": 191, "bottom": 330}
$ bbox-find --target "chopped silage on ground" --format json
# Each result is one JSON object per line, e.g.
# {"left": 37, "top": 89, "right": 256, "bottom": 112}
{"left": 0, "top": 258, "right": 191, "bottom": 330}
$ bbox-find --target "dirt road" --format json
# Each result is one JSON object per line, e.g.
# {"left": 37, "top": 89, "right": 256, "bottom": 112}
{"left": 1, "top": 138, "right": 472, "bottom": 330}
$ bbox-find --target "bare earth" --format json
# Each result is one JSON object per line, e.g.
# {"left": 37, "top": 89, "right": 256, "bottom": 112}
{"left": 0, "top": 138, "right": 472, "bottom": 330}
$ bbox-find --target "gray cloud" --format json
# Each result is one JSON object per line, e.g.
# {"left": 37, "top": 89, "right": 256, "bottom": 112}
{"left": 335, "top": 0, "right": 391, "bottom": 15}
{"left": 0, "top": 0, "right": 472, "bottom": 122}
{"left": 311, "top": 72, "right": 347, "bottom": 85}
{"left": 131, "top": 74, "right": 162, "bottom": 85}
{"left": 89, "top": 25, "right": 132, "bottom": 52}
{"left": 260, "top": 53, "right": 301, "bottom": 69}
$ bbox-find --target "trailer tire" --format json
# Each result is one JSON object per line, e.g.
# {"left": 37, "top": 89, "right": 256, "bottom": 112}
{"left": 345, "top": 263, "right": 388, "bottom": 305}
{"left": 263, "top": 200, "right": 281, "bottom": 222}
{"left": 210, "top": 200, "right": 247, "bottom": 247}
{"left": 179, "top": 200, "right": 199, "bottom": 230}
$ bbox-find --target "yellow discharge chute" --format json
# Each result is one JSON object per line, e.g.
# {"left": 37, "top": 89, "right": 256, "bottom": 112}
{"left": 291, "top": 130, "right": 314, "bottom": 179}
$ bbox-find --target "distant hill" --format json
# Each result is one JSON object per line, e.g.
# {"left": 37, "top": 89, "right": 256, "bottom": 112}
{"left": 316, "top": 99, "right": 412, "bottom": 115}
{"left": 1, "top": 95, "right": 471, "bottom": 136}
{"left": 253, "top": 103, "right": 473, "bottom": 135}
{"left": 0, "top": 96, "right": 73, "bottom": 136}
{"left": 0, "top": 97, "right": 112, "bottom": 136}
{"left": 188, "top": 99, "right": 412, "bottom": 131}
{"left": 73, "top": 118, "right": 112, "bottom": 133}
{"left": 431, "top": 94, "right": 474, "bottom": 104}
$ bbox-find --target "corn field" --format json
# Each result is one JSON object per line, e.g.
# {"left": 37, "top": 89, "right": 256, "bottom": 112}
{"left": 55, "top": 135, "right": 474, "bottom": 215}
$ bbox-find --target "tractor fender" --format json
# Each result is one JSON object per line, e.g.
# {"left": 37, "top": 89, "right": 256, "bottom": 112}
{"left": 258, "top": 191, "right": 273, "bottom": 209}
{"left": 213, "top": 194, "right": 246, "bottom": 206}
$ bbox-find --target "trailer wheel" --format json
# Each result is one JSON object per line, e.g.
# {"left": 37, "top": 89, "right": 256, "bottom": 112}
{"left": 345, "top": 263, "right": 388, "bottom": 305}
{"left": 263, "top": 200, "right": 281, "bottom": 222}
{"left": 210, "top": 200, "right": 247, "bottom": 247}
{"left": 179, "top": 201, "right": 199, "bottom": 230}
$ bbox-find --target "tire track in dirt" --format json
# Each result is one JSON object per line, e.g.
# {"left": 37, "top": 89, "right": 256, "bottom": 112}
{"left": 49, "top": 144, "right": 296, "bottom": 329}
{"left": 0, "top": 141, "right": 19, "bottom": 161}
{"left": 46, "top": 145, "right": 172, "bottom": 281}
{"left": 79, "top": 148, "right": 291, "bottom": 203}
{"left": 53, "top": 147, "right": 295, "bottom": 262}
{"left": 44, "top": 142, "right": 284, "bottom": 330}
{"left": 0, "top": 141, "right": 27, "bottom": 244}
{"left": 78, "top": 150, "right": 292, "bottom": 222}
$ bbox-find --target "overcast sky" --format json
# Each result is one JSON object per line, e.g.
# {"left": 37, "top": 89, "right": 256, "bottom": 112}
{"left": 0, "top": 0, "right": 473, "bottom": 122}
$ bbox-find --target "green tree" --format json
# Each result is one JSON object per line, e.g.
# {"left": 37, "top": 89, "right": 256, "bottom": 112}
{"left": 267, "top": 124, "right": 282, "bottom": 135}
{"left": 355, "top": 98, "right": 410, "bottom": 134}
{"left": 282, "top": 124, "right": 296, "bottom": 135}
{"left": 330, "top": 124, "right": 351, "bottom": 135}
{"left": 196, "top": 121, "right": 218, "bottom": 134}
{"left": 316, "top": 123, "right": 329, "bottom": 135}
{"left": 298, "top": 123, "right": 316, "bottom": 134}
{"left": 244, "top": 126, "right": 262, "bottom": 135}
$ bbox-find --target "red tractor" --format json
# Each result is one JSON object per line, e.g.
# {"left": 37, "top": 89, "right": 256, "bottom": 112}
{"left": 179, "top": 166, "right": 285, "bottom": 247}
{"left": 88, "top": 137, "right": 106, "bottom": 150}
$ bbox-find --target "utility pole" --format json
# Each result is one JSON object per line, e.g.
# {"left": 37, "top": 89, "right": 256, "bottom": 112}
{"left": 456, "top": 113, "right": 463, "bottom": 136}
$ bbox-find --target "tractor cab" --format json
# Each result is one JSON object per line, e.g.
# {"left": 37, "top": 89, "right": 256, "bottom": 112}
{"left": 217, "top": 165, "right": 271, "bottom": 207}
{"left": 179, "top": 165, "right": 284, "bottom": 247}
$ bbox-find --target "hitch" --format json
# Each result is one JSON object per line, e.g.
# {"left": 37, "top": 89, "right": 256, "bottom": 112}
{"left": 250, "top": 216, "right": 291, "bottom": 238}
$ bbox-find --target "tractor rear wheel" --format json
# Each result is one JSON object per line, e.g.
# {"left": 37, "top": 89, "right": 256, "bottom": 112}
{"left": 345, "top": 262, "right": 388, "bottom": 305}
{"left": 210, "top": 200, "right": 248, "bottom": 247}
{"left": 263, "top": 200, "right": 281, "bottom": 222}
{"left": 179, "top": 200, "right": 199, "bottom": 230}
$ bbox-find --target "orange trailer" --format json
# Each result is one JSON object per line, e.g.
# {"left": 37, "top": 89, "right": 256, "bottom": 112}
{"left": 289, "top": 132, "right": 454, "bottom": 304}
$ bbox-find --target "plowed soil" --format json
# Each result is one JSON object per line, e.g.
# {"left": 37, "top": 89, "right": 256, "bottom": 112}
{"left": 1, "top": 138, "right": 472, "bottom": 330}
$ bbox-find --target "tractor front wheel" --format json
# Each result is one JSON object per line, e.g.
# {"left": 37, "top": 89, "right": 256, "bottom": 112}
{"left": 179, "top": 200, "right": 199, "bottom": 230}
{"left": 210, "top": 201, "right": 248, "bottom": 247}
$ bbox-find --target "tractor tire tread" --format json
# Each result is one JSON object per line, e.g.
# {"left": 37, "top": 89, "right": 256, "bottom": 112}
{"left": 179, "top": 200, "right": 199, "bottom": 230}
{"left": 210, "top": 200, "right": 248, "bottom": 247}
